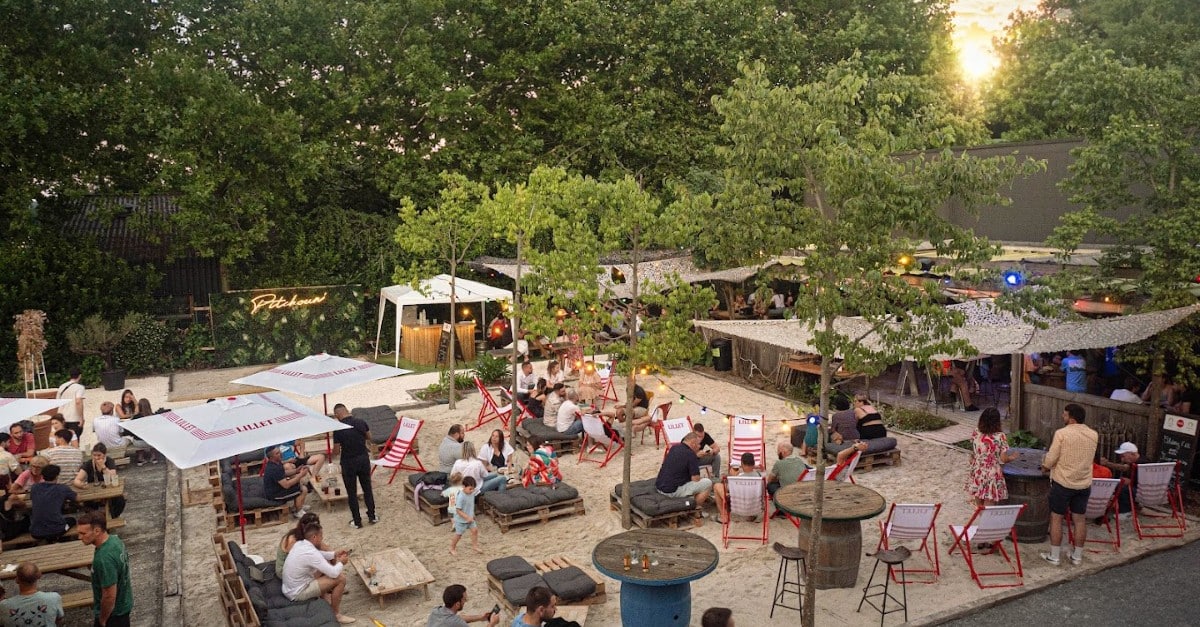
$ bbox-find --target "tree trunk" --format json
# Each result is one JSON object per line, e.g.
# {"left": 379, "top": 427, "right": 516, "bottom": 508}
{"left": 447, "top": 260, "right": 458, "bottom": 410}
{"left": 801, "top": 319, "right": 834, "bottom": 627}
{"left": 620, "top": 231, "right": 641, "bottom": 530}
{"left": 509, "top": 237, "right": 524, "bottom": 444}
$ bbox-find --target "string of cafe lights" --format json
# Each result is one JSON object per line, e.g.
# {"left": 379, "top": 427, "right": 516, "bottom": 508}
{"left": 646, "top": 375, "right": 808, "bottom": 433}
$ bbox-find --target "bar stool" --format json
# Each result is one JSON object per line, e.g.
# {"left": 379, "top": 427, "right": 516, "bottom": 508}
{"left": 857, "top": 546, "right": 912, "bottom": 626}
{"left": 770, "top": 541, "right": 806, "bottom": 617}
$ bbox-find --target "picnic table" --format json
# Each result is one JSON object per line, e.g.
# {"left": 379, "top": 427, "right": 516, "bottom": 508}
{"left": 592, "top": 528, "right": 718, "bottom": 626}
{"left": 350, "top": 547, "right": 434, "bottom": 608}
{"left": 0, "top": 541, "right": 96, "bottom": 582}
{"left": 774, "top": 481, "right": 886, "bottom": 589}
{"left": 12, "top": 480, "right": 125, "bottom": 519}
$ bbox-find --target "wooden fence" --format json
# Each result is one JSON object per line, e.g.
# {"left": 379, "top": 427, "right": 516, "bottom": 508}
{"left": 1018, "top": 383, "right": 1161, "bottom": 458}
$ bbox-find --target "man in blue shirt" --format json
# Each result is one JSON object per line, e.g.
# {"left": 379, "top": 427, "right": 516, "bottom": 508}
{"left": 263, "top": 445, "right": 310, "bottom": 519}
{"left": 1062, "top": 351, "right": 1087, "bottom": 393}
{"left": 655, "top": 432, "right": 726, "bottom": 524}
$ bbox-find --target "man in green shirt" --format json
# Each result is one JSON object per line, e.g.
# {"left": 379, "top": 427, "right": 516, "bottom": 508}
{"left": 77, "top": 510, "right": 133, "bottom": 626}
{"left": 767, "top": 441, "right": 810, "bottom": 498}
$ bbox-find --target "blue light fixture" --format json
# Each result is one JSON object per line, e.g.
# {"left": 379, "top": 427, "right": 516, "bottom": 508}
{"left": 1002, "top": 270, "right": 1024, "bottom": 287}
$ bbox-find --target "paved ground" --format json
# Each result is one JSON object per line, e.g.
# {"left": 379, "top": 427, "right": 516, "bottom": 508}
{"left": 941, "top": 539, "right": 1200, "bottom": 626}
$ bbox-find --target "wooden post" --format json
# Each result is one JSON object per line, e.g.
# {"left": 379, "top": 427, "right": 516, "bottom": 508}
{"left": 1147, "top": 372, "right": 1165, "bottom": 459}
{"left": 1010, "top": 353, "right": 1024, "bottom": 430}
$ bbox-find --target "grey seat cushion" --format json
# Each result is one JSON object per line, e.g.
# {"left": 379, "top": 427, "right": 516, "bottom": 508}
{"left": 542, "top": 566, "right": 596, "bottom": 603}
{"left": 522, "top": 421, "right": 575, "bottom": 443}
{"left": 263, "top": 600, "right": 338, "bottom": 627}
{"left": 827, "top": 437, "right": 898, "bottom": 456}
{"left": 482, "top": 489, "right": 549, "bottom": 514}
{"left": 527, "top": 484, "right": 579, "bottom": 503}
{"left": 351, "top": 405, "right": 398, "bottom": 445}
{"left": 223, "top": 475, "right": 278, "bottom": 511}
{"left": 614, "top": 479, "right": 696, "bottom": 516}
{"left": 486, "top": 556, "right": 536, "bottom": 581}
{"left": 501, "top": 572, "right": 548, "bottom": 606}
{"left": 408, "top": 472, "right": 450, "bottom": 505}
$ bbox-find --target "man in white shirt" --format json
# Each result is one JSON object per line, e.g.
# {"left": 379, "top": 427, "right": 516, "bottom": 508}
{"left": 56, "top": 368, "right": 86, "bottom": 437}
{"left": 555, "top": 389, "right": 584, "bottom": 437}
{"left": 1109, "top": 378, "right": 1143, "bottom": 404}
{"left": 93, "top": 403, "right": 151, "bottom": 460}
{"left": 281, "top": 523, "right": 355, "bottom": 624}
{"left": 515, "top": 362, "right": 537, "bottom": 397}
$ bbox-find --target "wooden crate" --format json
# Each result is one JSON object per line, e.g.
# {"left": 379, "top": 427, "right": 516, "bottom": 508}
{"left": 402, "top": 480, "right": 451, "bottom": 526}
{"left": 487, "top": 556, "right": 606, "bottom": 615}
{"left": 608, "top": 491, "right": 699, "bottom": 529}
{"left": 482, "top": 496, "right": 586, "bottom": 534}
{"left": 823, "top": 448, "right": 902, "bottom": 473}
{"left": 216, "top": 506, "right": 291, "bottom": 533}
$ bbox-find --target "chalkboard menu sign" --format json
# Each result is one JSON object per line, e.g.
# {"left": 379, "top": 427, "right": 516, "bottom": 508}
{"left": 436, "top": 323, "right": 458, "bottom": 366}
{"left": 1159, "top": 413, "right": 1198, "bottom": 482}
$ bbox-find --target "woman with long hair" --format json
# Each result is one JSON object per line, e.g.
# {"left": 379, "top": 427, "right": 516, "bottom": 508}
{"left": 276, "top": 511, "right": 323, "bottom": 573}
{"left": 48, "top": 415, "right": 78, "bottom": 448}
{"left": 965, "top": 407, "right": 1019, "bottom": 507}
{"left": 477, "top": 429, "right": 513, "bottom": 472}
{"left": 115, "top": 389, "right": 137, "bottom": 419}
{"left": 452, "top": 441, "right": 506, "bottom": 493}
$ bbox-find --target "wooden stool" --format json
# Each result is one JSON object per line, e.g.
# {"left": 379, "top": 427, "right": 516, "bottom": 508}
{"left": 857, "top": 547, "right": 911, "bottom": 626}
{"left": 770, "top": 542, "right": 806, "bottom": 617}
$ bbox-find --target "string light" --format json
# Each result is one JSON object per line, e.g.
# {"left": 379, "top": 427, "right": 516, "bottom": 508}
{"left": 658, "top": 383, "right": 667, "bottom": 391}
{"left": 700, "top": 407, "right": 707, "bottom": 414}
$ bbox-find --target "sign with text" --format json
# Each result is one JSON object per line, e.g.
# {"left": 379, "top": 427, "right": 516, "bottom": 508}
{"left": 211, "top": 285, "right": 363, "bottom": 366}
{"left": 1159, "top": 413, "right": 1198, "bottom": 481}
{"left": 435, "top": 322, "right": 460, "bottom": 366}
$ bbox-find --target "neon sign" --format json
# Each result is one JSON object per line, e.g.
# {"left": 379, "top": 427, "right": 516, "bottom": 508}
{"left": 250, "top": 292, "right": 329, "bottom": 315}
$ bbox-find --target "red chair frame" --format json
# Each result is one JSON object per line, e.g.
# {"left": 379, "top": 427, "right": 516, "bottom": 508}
{"left": 723, "top": 475, "right": 769, "bottom": 548}
{"left": 578, "top": 414, "right": 624, "bottom": 469}
{"left": 596, "top": 366, "right": 619, "bottom": 409}
{"left": 877, "top": 503, "right": 942, "bottom": 583}
{"left": 947, "top": 504, "right": 1026, "bottom": 589}
{"left": 370, "top": 416, "right": 426, "bottom": 484}
{"left": 1066, "top": 477, "right": 1121, "bottom": 553}
{"left": 1129, "top": 462, "right": 1187, "bottom": 539}
{"left": 642, "top": 402, "right": 673, "bottom": 448}
{"left": 467, "top": 377, "right": 513, "bottom": 432}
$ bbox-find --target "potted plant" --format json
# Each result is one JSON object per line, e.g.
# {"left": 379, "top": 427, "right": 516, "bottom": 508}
{"left": 67, "top": 314, "right": 137, "bottom": 390}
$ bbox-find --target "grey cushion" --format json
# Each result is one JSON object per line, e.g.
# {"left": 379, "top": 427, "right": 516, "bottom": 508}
{"left": 614, "top": 479, "right": 696, "bottom": 516}
{"left": 408, "top": 472, "right": 450, "bottom": 505}
{"left": 486, "top": 556, "right": 536, "bottom": 581}
{"left": 522, "top": 421, "right": 575, "bottom": 444}
{"left": 351, "top": 405, "right": 398, "bottom": 445}
{"left": 528, "top": 484, "right": 579, "bottom": 503}
{"left": 223, "top": 475, "right": 277, "bottom": 511}
{"left": 482, "top": 489, "right": 549, "bottom": 514}
{"left": 263, "top": 599, "right": 338, "bottom": 627}
{"left": 247, "top": 587, "right": 268, "bottom": 618}
{"left": 827, "top": 437, "right": 898, "bottom": 456}
{"left": 542, "top": 566, "right": 596, "bottom": 603}
{"left": 227, "top": 541, "right": 247, "bottom": 565}
{"left": 501, "top": 572, "right": 548, "bottom": 607}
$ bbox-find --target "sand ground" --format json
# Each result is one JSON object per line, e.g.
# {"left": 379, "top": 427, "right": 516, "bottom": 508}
{"left": 71, "top": 360, "right": 1199, "bottom": 626}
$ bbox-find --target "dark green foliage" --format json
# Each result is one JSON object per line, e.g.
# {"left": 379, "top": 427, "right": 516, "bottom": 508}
{"left": 472, "top": 353, "right": 511, "bottom": 385}
{"left": 1008, "top": 429, "right": 1044, "bottom": 449}
{"left": 210, "top": 286, "right": 364, "bottom": 366}
{"left": 114, "top": 313, "right": 172, "bottom": 375}
{"left": 883, "top": 406, "right": 955, "bottom": 432}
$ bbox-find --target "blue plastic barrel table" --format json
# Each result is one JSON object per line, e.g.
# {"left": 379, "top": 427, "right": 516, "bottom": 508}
{"left": 592, "top": 528, "right": 718, "bottom": 626}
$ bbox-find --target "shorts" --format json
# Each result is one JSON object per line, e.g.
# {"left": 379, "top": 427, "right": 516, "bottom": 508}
{"left": 1048, "top": 481, "right": 1091, "bottom": 515}
{"left": 662, "top": 478, "right": 713, "bottom": 499}
{"left": 289, "top": 579, "right": 323, "bottom": 602}
{"left": 272, "top": 490, "right": 301, "bottom": 503}
{"left": 453, "top": 520, "right": 477, "bottom": 535}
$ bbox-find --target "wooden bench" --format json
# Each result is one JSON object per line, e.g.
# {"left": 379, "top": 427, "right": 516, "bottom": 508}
{"left": 487, "top": 556, "right": 606, "bottom": 615}
{"left": 2, "top": 518, "right": 126, "bottom": 550}
{"left": 212, "top": 533, "right": 261, "bottom": 627}
{"left": 61, "top": 589, "right": 93, "bottom": 609}
{"left": 608, "top": 491, "right": 700, "bottom": 529}
{"left": 480, "top": 495, "right": 586, "bottom": 534}
{"left": 401, "top": 480, "right": 451, "bottom": 526}
{"left": 215, "top": 504, "right": 291, "bottom": 533}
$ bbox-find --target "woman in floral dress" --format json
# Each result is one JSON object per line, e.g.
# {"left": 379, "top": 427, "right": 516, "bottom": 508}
{"left": 966, "top": 407, "right": 1020, "bottom": 507}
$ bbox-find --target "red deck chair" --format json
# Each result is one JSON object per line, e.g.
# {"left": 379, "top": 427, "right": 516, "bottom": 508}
{"left": 596, "top": 365, "right": 619, "bottom": 409}
{"left": 1066, "top": 478, "right": 1121, "bottom": 553}
{"left": 826, "top": 450, "right": 861, "bottom": 484}
{"left": 499, "top": 388, "right": 534, "bottom": 428}
{"left": 660, "top": 416, "right": 694, "bottom": 461}
{"left": 785, "top": 464, "right": 842, "bottom": 528}
{"left": 723, "top": 475, "right": 769, "bottom": 548}
{"left": 370, "top": 416, "right": 425, "bottom": 484}
{"left": 947, "top": 504, "right": 1026, "bottom": 589}
{"left": 578, "top": 413, "right": 624, "bottom": 469}
{"left": 1130, "top": 462, "right": 1187, "bottom": 539}
{"left": 878, "top": 503, "right": 942, "bottom": 583}
{"left": 642, "top": 402, "right": 672, "bottom": 448}
{"left": 468, "top": 377, "right": 513, "bottom": 432}
{"left": 727, "top": 415, "right": 766, "bottom": 476}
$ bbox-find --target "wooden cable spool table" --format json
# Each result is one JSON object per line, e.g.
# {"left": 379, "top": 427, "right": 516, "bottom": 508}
{"left": 774, "top": 481, "right": 886, "bottom": 589}
{"left": 1002, "top": 447, "right": 1050, "bottom": 543}
{"left": 592, "top": 528, "right": 718, "bottom": 626}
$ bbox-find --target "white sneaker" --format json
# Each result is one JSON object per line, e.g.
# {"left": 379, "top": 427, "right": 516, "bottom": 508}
{"left": 293, "top": 508, "right": 308, "bottom": 519}
{"left": 1069, "top": 553, "right": 1083, "bottom": 565}
{"left": 1039, "top": 552, "right": 1060, "bottom": 566}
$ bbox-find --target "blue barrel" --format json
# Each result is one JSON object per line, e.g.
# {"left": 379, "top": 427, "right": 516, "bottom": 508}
{"left": 620, "top": 581, "right": 691, "bottom": 626}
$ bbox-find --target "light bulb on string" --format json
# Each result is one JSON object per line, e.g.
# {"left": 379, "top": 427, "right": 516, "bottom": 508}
{"left": 678, "top": 394, "right": 686, "bottom": 404}
{"left": 658, "top": 382, "right": 666, "bottom": 391}
{"left": 700, "top": 407, "right": 707, "bottom": 414}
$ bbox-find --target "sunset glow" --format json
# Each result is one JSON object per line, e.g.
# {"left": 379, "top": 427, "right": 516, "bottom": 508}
{"left": 950, "top": 0, "right": 1041, "bottom": 83}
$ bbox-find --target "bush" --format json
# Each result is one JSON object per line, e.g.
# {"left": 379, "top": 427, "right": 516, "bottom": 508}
{"left": 472, "top": 353, "right": 510, "bottom": 385}
{"left": 884, "top": 406, "right": 954, "bottom": 432}
{"left": 115, "top": 313, "right": 171, "bottom": 374}
{"left": 1009, "top": 430, "right": 1043, "bottom": 449}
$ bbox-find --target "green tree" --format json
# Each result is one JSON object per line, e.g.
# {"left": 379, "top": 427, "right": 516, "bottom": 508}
{"left": 395, "top": 173, "right": 491, "bottom": 409}
{"left": 695, "top": 60, "right": 1038, "bottom": 625}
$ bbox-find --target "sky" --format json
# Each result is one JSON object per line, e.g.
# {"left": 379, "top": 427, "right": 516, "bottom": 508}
{"left": 951, "top": 0, "right": 1042, "bottom": 80}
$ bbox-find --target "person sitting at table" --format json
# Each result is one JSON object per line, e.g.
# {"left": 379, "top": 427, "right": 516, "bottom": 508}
{"left": 72, "top": 443, "right": 126, "bottom": 518}
{"left": 852, "top": 394, "right": 888, "bottom": 440}
{"left": 7, "top": 455, "right": 48, "bottom": 501}
{"left": 692, "top": 423, "right": 722, "bottom": 480}
{"left": 439, "top": 424, "right": 466, "bottom": 473}
{"left": 48, "top": 415, "right": 79, "bottom": 448}
{"left": 477, "top": 429, "right": 514, "bottom": 475}
{"left": 542, "top": 384, "right": 566, "bottom": 429}
{"left": 280, "top": 522, "right": 355, "bottom": 625}
{"left": 276, "top": 511, "right": 324, "bottom": 573}
{"left": 427, "top": 583, "right": 499, "bottom": 627}
{"left": 29, "top": 464, "right": 76, "bottom": 543}
{"left": 43, "top": 429, "right": 83, "bottom": 482}
{"left": 6, "top": 423, "right": 36, "bottom": 466}
{"left": 1109, "top": 378, "right": 1143, "bottom": 404}
{"left": 545, "top": 361, "right": 565, "bottom": 388}
{"left": 577, "top": 362, "right": 602, "bottom": 404}
{"left": 93, "top": 402, "right": 153, "bottom": 463}
{"left": 263, "top": 445, "right": 310, "bottom": 519}
{"left": 513, "top": 586, "right": 561, "bottom": 626}
{"left": 278, "top": 438, "right": 326, "bottom": 480}
{"left": 1099, "top": 442, "right": 1149, "bottom": 518}
{"left": 0, "top": 434, "right": 20, "bottom": 491}
{"left": 554, "top": 389, "right": 585, "bottom": 438}
{"left": 2, "top": 561, "right": 64, "bottom": 625}
{"left": 766, "top": 442, "right": 810, "bottom": 500}
{"left": 656, "top": 432, "right": 726, "bottom": 525}
{"left": 452, "top": 442, "right": 506, "bottom": 493}
{"left": 600, "top": 384, "right": 650, "bottom": 433}
{"left": 115, "top": 389, "right": 138, "bottom": 420}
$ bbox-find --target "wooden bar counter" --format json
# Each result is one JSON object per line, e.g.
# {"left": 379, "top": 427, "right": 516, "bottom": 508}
{"left": 401, "top": 322, "right": 476, "bottom": 365}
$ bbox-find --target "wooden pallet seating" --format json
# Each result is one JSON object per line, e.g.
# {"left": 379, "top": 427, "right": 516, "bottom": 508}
{"left": 515, "top": 421, "right": 582, "bottom": 456}
{"left": 479, "top": 484, "right": 586, "bottom": 534}
{"left": 212, "top": 467, "right": 292, "bottom": 533}
{"left": 404, "top": 472, "right": 452, "bottom": 526}
{"left": 486, "top": 556, "right": 606, "bottom": 616}
{"left": 609, "top": 479, "right": 701, "bottom": 529}
{"left": 824, "top": 447, "right": 902, "bottom": 473}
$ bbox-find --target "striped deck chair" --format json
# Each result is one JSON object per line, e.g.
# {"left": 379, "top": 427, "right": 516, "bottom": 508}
{"left": 947, "top": 504, "right": 1026, "bottom": 589}
{"left": 370, "top": 416, "right": 425, "bottom": 484}
{"left": 723, "top": 475, "right": 769, "bottom": 548}
{"left": 1067, "top": 478, "right": 1121, "bottom": 553}
{"left": 826, "top": 450, "right": 861, "bottom": 484}
{"left": 468, "top": 377, "right": 512, "bottom": 432}
{"left": 578, "top": 413, "right": 623, "bottom": 469}
{"left": 1130, "top": 462, "right": 1186, "bottom": 539}
{"left": 661, "top": 416, "right": 694, "bottom": 460}
{"left": 727, "top": 415, "right": 766, "bottom": 476}
{"left": 878, "top": 503, "right": 942, "bottom": 583}
{"left": 642, "top": 401, "right": 672, "bottom": 447}
{"left": 499, "top": 388, "right": 534, "bottom": 428}
{"left": 596, "top": 365, "right": 619, "bottom": 409}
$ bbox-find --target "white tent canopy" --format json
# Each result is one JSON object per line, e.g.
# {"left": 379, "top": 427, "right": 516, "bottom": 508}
{"left": 694, "top": 302, "right": 1200, "bottom": 361}
{"left": 375, "top": 275, "right": 513, "bottom": 367}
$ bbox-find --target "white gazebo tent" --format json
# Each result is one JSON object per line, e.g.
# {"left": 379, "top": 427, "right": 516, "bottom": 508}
{"left": 374, "top": 275, "right": 513, "bottom": 367}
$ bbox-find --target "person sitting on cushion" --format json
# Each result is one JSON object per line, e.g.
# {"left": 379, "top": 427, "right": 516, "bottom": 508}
{"left": 655, "top": 432, "right": 727, "bottom": 525}
{"left": 852, "top": 394, "right": 888, "bottom": 440}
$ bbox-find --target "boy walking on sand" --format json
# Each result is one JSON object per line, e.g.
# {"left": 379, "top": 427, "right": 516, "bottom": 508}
{"left": 450, "top": 477, "right": 482, "bottom": 556}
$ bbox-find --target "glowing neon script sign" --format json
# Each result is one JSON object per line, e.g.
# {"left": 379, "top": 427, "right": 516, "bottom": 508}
{"left": 249, "top": 292, "right": 329, "bottom": 315}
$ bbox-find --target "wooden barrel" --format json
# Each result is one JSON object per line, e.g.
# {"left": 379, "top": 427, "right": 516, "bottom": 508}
{"left": 1003, "top": 448, "right": 1050, "bottom": 543}
{"left": 796, "top": 519, "right": 862, "bottom": 589}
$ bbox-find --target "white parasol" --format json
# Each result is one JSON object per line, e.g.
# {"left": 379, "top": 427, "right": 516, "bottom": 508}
{"left": 0, "top": 398, "right": 71, "bottom": 431}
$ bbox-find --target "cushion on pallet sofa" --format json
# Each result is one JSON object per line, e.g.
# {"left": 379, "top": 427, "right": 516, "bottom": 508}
{"left": 501, "top": 572, "right": 549, "bottom": 606}
{"left": 407, "top": 472, "right": 450, "bottom": 505}
{"left": 350, "top": 405, "right": 398, "bottom": 446}
{"left": 222, "top": 475, "right": 278, "bottom": 512}
{"left": 613, "top": 479, "right": 697, "bottom": 516}
{"left": 541, "top": 566, "right": 596, "bottom": 603}
{"left": 486, "top": 556, "right": 537, "bottom": 580}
